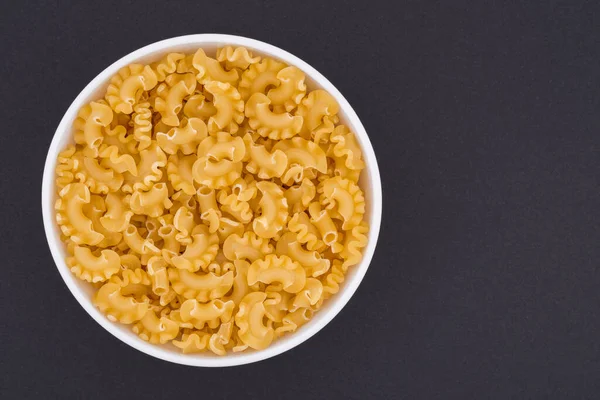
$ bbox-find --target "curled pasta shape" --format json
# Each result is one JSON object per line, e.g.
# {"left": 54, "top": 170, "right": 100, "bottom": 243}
{"left": 67, "top": 246, "right": 121, "bottom": 282}
{"left": 245, "top": 93, "right": 303, "bottom": 140}
{"left": 274, "top": 308, "right": 313, "bottom": 336}
{"left": 252, "top": 181, "right": 288, "bottom": 239}
{"left": 72, "top": 151, "right": 124, "bottom": 194}
{"left": 151, "top": 52, "right": 185, "bottom": 82}
{"left": 227, "top": 260, "right": 251, "bottom": 304}
{"left": 121, "top": 143, "right": 167, "bottom": 193}
{"left": 284, "top": 178, "right": 316, "bottom": 214}
{"left": 248, "top": 255, "right": 306, "bottom": 294}
{"left": 197, "top": 131, "right": 246, "bottom": 163}
{"left": 99, "top": 192, "right": 133, "bottom": 232}
{"left": 109, "top": 268, "right": 152, "bottom": 300}
{"left": 130, "top": 183, "right": 172, "bottom": 218}
{"left": 272, "top": 137, "right": 328, "bottom": 178}
{"left": 172, "top": 205, "right": 196, "bottom": 244}
{"left": 192, "top": 48, "right": 239, "bottom": 85}
{"left": 183, "top": 93, "right": 217, "bottom": 120}
{"left": 73, "top": 101, "right": 113, "bottom": 150}
{"left": 157, "top": 117, "right": 208, "bottom": 155}
{"left": 132, "top": 309, "right": 180, "bottom": 344}
{"left": 290, "top": 278, "right": 323, "bottom": 311}
{"left": 208, "top": 321, "right": 235, "bottom": 356}
{"left": 238, "top": 58, "right": 286, "bottom": 100}
{"left": 243, "top": 133, "right": 288, "bottom": 179}
{"left": 55, "top": 183, "right": 104, "bottom": 245}
{"left": 223, "top": 232, "right": 274, "bottom": 262}
{"left": 230, "top": 175, "right": 257, "bottom": 202}
{"left": 105, "top": 64, "right": 158, "bottom": 114}
{"left": 287, "top": 211, "right": 326, "bottom": 251}
{"left": 295, "top": 89, "right": 340, "bottom": 135}
{"left": 173, "top": 331, "right": 211, "bottom": 353}
{"left": 235, "top": 292, "right": 274, "bottom": 350}
{"left": 178, "top": 299, "right": 235, "bottom": 329}
{"left": 94, "top": 282, "right": 149, "bottom": 324}
{"left": 122, "top": 224, "right": 160, "bottom": 258}
{"left": 98, "top": 144, "right": 138, "bottom": 175}
{"left": 329, "top": 125, "right": 365, "bottom": 171}
{"left": 55, "top": 146, "right": 77, "bottom": 190}
{"left": 267, "top": 66, "right": 307, "bottom": 112}
{"left": 319, "top": 177, "right": 366, "bottom": 230}
{"left": 204, "top": 81, "right": 244, "bottom": 134}
{"left": 308, "top": 202, "right": 343, "bottom": 252}
{"left": 147, "top": 256, "right": 170, "bottom": 296}
{"left": 85, "top": 195, "right": 123, "bottom": 247}
{"left": 216, "top": 46, "right": 261, "bottom": 70}
{"left": 340, "top": 221, "right": 369, "bottom": 268}
{"left": 167, "top": 154, "right": 197, "bottom": 195}
{"left": 276, "top": 232, "right": 330, "bottom": 277}
{"left": 120, "top": 253, "right": 142, "bottom": 270}
{"left": 170, "top": 225, "right": 219, "bottom": 272}
{"left": 320, "top": 259, "right": 347, "bottom": 300}
{"left": 168, "top": 268, "right": 234, "bottom": 302}
{"left": 192, "top": 155, "right": 242, "bottom": 190}
{"left": 154, "top": 73, "right": 197, "bottom": 126}
{"left": 132, "top": 101, "right": 153, "bottom": 151}
{"left": 217, "top": 189, "right": 253, "bottom": 224}
{"left": 216, "top": 217, "right": 245, "bottom": 243}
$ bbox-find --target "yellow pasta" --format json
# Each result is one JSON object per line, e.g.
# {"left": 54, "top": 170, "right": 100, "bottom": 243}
{"left": 55, "top": 46, "right": 370, "bottom": 355}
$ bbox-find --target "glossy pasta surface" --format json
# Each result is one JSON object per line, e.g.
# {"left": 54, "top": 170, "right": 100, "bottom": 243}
{"left": 55, "top": 46, "right": 369, "bottom": 354}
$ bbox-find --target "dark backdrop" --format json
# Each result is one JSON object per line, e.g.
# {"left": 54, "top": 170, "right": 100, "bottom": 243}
{"left": 2, "top": 1, "right": 600, "bottom": 398}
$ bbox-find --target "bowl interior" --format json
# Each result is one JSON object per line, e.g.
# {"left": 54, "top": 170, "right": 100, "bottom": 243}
{"left": 43, "top": 35, "right": 381, "bottom": 366}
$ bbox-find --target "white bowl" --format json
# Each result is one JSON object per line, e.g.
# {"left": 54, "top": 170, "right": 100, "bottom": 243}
{"left": 41, "top": 34, "right": 382, "bottom": 367}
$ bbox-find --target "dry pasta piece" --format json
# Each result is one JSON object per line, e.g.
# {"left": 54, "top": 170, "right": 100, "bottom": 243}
{"left": 130, "top": 182, "right": 172, "bottom": 218}
{"left": 109, "top": 268, "right": 152, "bottom": 300}
{"left": 67, "top": 246, "right": 121, "bottom": 283}
{"left": 167, "top": 154, "right": 197, "bottom": 195}
{"left": 151, "top": 52, "right": 185, "bottom": 82}
{"left": 238, "top": 58, "right": 286, "bottom": 100}
{"left": 235, "top": 292, "right": 274, "bottom": 350}
{"left": 183, "top": 93, "right": 217, "bottom": 120}
{"left": 178, "top": 299, "right": 235, "bottom": 330}
{"left": 274, "top": 308, "right": 313, "bottom": 336}
{"left": 55, "top": 146, "right": 77, "bottom": 190}
{"left": 216, "top": 46, "right": 261, "bottom": 70}
{"left": 223, "top": 231, "right": 274, "bottom": 262}
{"left": 276, "top": 232, "right": 331, "bottom": 277}
{"left": 99, "top": 193, "right": 133, "bottom": 233}
{"left": 252, "top": 181, "right": 288, "bottom": 239}
{"left": 248, "top": 255, "right": 306, "bottom": 294}
{"left": 290, "top": 278, "right": 323, "bottom": 311}
{"left": 267, "top": 66, "right": 307, "bottom": 112}
{"left": 170, "top": 225, "right": 219, "bottom": 272}
{"left": 94, "top": 282, "right": 149, "bottom": 324}
{"left": 284, "top": 178, "right": 316, "bottom": 214}
{"left": 192, "top": 133, "right": 245, "bottom": 189}
{"left": 146, "top": 256, "right": 170, "bottom": 296}
{"left": 105, "top": 64, "right": 158, "bottom": 114}
{"left": 173, "top": 331, "right": 211, "bottom": 353}
{"left": 208, "top": 321, "right": 235, "bottom": 356}
{"left": 73, "top": 101, "right": 113, "bottom": 151}
{"left": 156, "top": 117, "right": 208, "bottom": 155}
{"left": 216, "top": 216, "right": 245, "bottom": 243}
{"left": 132, "top": 309, "right": 180, "bottom": 344}
{"left": 340, "top": 221, "right": 369, "bottom": 268}
{"left": 192, "top": 48, "right": 239, "bottom": 85}
{"left": 204, "top": 81, "right": 245, "bottom": 134}
{"left": 154, "top": 73, "right": 197, "bottom": 126}
{"left": 97, "top": 142, "right": 138, "bottom": 176}
{"left": 217, "top": 189, "right": 253, "bottom": 224}
{"left": 287, "top": 211, "right": 326, "bottom": 252}
{"left": 226, "top": 260, "right": 251, "bottom": 304}
{"left": 243, "top": 133, "right": 288, "bottom": 179}
{"left": 168, "top": 268, "right": 234, "bottom": 302}
{"left": 295, "top": 89, "right": 340, "bottom": 135}
{"left": 131, "top": 101, "right": 153, "bottom": 151}
{"left": 329, "top": 124, "right": 365, "bottom": 171}
{"left": 272, "top": 137, "right": 328, "bottom": 185}
{"left": 55, "top": 183, "right": 104, "bottom": 245}
{"left": 318, "top": 176, "right": 366, "bottom": 230}
{"left": 308, "top": 202, "right": 343, "bottom": 253}
{"left": 72, "top": 151, "right": 124, "bottom": 194}
{"left": 84, "top": 195, "right": 122, "bottom": 247}
{"left": 121, "top": 143, "right": 167, "bottom": 193}
{"left": 245, "top": 93, "right": 303, "bottom": 140}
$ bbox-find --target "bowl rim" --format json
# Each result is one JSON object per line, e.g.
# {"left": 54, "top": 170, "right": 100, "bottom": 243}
{"left": 41, "top": 33, "right": 382, "bottom": 367}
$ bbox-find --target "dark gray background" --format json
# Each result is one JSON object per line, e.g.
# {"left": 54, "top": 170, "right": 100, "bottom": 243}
{"left": 2, "top": 0, "right": 600, "bottom": 398}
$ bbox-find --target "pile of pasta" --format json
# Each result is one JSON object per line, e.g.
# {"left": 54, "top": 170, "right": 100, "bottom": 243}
{"left": 55, "top": 46, "right": 369, "bottom": 354}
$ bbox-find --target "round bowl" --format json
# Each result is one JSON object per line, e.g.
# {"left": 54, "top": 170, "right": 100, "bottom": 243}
{"left": 41, "top": 34, "right": 382, "bottom": 367}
